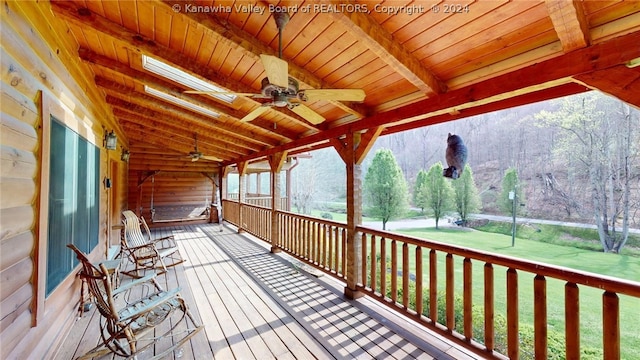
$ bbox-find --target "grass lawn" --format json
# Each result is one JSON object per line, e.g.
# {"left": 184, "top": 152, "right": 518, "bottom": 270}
{"left": 395, "top": 227, "right": 640, "bottom": 359}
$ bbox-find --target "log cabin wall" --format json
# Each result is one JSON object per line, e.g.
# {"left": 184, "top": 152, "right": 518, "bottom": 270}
{"left": 126, "top": 143, "right": 218, "bottom": 221}
{"left": 0, "top": 2, "right": 125, "bottom": 358}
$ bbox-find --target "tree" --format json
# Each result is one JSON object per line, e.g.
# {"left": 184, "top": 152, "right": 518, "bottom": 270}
{"left": 499, "top": 168, "right": 524, "bottom": 216}
{"left": 418, "top": 162, "right": 454, "bottom": 229}
{"left": 413, "top": 169, "right": 428, "bottom": 213}
{"left": 363, "top": 149, "right": 409, "bottom": 230}
{"left": 451, "top": 164, "right": 481, "bottom": 225}
{"left": 536, "top": 93, "right": 638, "bottom": 253}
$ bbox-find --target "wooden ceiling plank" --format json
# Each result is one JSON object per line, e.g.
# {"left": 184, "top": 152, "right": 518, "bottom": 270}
{"left": 106, "top": 96, "right": 264, "bottom": 154}
{"left": 545, "top": 0, "right": 590, "bottom": 52}
{"left": 79, "top": 48, "right": 300, "bottom": 140}
{"left": 323, "top": 1, "right": 447, "bottom": 96}
{"left": 118, "top": 116, "right": 237, "bottom": 160}
{"left": 51, "top": 2, "right": 318, "bottom": 132}
{"left": 157, "top": 0, "right": 367, "bottom": 118}
{"left": 96, "top": 79, "right": 279, "bottom": 147}
{"left": 113, "top": 108, "right": 248, "bottom": 157}
{"left": 229, "top": 30, "right": 640, "bottom": 164}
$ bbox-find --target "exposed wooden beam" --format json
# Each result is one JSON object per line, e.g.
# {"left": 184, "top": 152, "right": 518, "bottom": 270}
{"left": 268, "top": 152, "right": 288, "bottom": 173}
{"left": 546, "top": 0, "right": 590, "bottom": 52}
{"left": 158, "top": 0, "right": 369, "bottom": 119}
{"left": 324, "top": 0, "right": 447, "bottom": 96}
{"left": 573, "top": 65, "right": 640, "bottom": 109}
{"left": 95, "top": 77, "right": 280, "bottom": 147}
{"left": 113, "top": 108, "right": 246, "bottom": 159}
{"left": 229, "top": 30, "right": 640, "bottom": 164}
{"left": 355, "top": 126, "right": 384, "bottom": 165}
{"left": 81, "top": 48, "right": 301, "bottom": 140}
{"left": 50, "top": 1, "right": 320, "bottom": 132}
{"left": 105, "top": 96, "right": 263, "bottom": 153}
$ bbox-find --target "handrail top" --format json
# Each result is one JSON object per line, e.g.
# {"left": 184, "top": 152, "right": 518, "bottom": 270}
{"left": 358, "top": 225, "right": 640, "bottom": 297}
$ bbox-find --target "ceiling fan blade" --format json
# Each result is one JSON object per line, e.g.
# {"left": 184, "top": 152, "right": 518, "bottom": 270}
{"left": 240, "top": 106, "right": 270, "bottom": 122}
{"left": 290, "top": 104, "right": 325, "bottom": 125}
{"left": 201, "top": 155, "right": 223, "bottom": 162}
{"left": 300, "top": 89, "right": 366, "bottom": 102}
{"left": 260, "top": 54, "right": 288, "bottom": 88}
{"left": 191, "top": 156, "right": 199, "bottom": 162}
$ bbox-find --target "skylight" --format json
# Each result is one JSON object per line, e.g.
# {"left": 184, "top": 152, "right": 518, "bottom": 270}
{"left": 144, "top": 85, "right": 220, "bottom": 118}
{"left": 142, "top": 55, "right": 236, "bottom": 103}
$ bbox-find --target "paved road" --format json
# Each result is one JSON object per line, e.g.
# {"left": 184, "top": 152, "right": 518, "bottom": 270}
{"left": 363, "top": 214, "right": 640, "bottom": 235}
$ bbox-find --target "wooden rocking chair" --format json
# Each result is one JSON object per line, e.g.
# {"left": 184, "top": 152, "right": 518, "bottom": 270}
{"left": 121, "top": 210, "right": 185, "bottom": 277}
{"left": 67, "top": 244, "right": 203, "bottom": 359}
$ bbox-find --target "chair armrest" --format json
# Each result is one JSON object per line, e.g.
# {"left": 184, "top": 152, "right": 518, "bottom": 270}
{"left": 112, "top": 272, "right": 158, "bottom": 296}
{"left": 150, "top": 235, "right": 177, "bottom": 248}
{"left": 118, "top": 286, "right": 182, "bottom": 322}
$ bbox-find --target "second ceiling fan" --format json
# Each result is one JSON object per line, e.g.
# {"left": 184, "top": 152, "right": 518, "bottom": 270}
{"left": 186, "top": 12, "right": 365, "bottom": 125}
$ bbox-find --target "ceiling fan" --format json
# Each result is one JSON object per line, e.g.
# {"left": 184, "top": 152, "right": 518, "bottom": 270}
{"left": 185, "top": 12, "right": 365, "bottom": 125}
{"left": 185, "top": 134, "right": 222, "bottom": 162}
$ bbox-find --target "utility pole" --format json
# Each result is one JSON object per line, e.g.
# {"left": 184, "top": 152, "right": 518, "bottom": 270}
{"left": 509, "top": 187, "right": 517, "bottom": 247}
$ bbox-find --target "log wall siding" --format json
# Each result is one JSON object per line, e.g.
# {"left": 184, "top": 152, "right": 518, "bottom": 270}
{"left": 1, "top": 2, "right": 123, "bottom": 358}
{"left": 221, "top": 207, "right": 640, "bottom": 360}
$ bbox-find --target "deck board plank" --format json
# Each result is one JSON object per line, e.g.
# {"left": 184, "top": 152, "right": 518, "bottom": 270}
{"left": 57, "top": 223, "right": 479, "bottom": 360}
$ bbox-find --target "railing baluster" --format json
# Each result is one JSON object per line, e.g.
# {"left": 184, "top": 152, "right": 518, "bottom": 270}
{"left": 446, "top": 253, "right": 455, "bottom": 330}
{"left": 603, "top": 291, "right": 620, "bottom": 359}
{"left": 402, "top": 242, "right": 409, "bottom": 308}
{"left": 429, "top": 249, "right": 437, "bottom": 323}
{"left": 341, "top": 228, "right": 346, "bottom": 277}
{"left": 361, "top": 233, "right": 368, "bottom": 288}
{"left": 484, "top": 263, "right": 495, "bottom": 352}
{"left": 370, "top": 234, "right": 376, "bottom": 292}
{"left": 320, "top": 224, "right": 329, "bottom": 267}
{"left": 391, "top": 239, "right": 398, "bottom": 303}
{"left": 565, "top": 282, "right": 580, "bottom": 360}
{"left": 416, "top": 246, "right": 423, "bottom": 316}
{"left": 463, "top": 258, "right": 472, "bottom": 340}
{"left": 507, "top": 268, "right": 519, "bottom": 359}
{"left": 380, "top": 237, "right": 387, "bottom": 297}
{"left": 534, "top": 275, "right": 547, "bottom": 359}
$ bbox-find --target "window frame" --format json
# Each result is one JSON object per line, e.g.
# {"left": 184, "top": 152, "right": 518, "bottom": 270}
{"left": 35, "top": 93, "right": 102, "bottom": 324}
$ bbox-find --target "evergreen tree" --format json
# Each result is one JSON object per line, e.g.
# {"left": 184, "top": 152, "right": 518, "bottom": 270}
{"left": 413, "top": 169, "right": 429, "bottom": 213}
{"left": 499, "top": 168, "right": 524, "bottom": 215}
{"left": 451, "top": 164, "right": 481, "bottom": 225}
{"left": 419, "top": 162, "right": 453, "bottom": 229}
{"left": 363, "top": 149, "right": 409, "bottom": 230}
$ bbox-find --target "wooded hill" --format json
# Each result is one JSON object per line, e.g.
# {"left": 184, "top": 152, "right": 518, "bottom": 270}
{"left": 291, "top": 92, "right": 640, "bottom": 227}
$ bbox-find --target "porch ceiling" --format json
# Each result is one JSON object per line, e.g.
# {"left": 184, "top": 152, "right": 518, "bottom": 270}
{"left": 50, "top": 0, "right": 640, "bottom": 168}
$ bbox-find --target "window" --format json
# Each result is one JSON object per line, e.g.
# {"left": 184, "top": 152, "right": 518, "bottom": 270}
{"left": 46, "top": 117, "right": 100, "bottom": 296}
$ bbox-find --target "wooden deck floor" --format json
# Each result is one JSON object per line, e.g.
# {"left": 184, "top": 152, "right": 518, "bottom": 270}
{"left": 56, "top": 223, "right": 480, "bottom": 360}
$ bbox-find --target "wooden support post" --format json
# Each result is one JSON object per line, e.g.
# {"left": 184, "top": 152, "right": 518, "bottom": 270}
{"left": 237, "top": 161, "right": 247, "bottom": 233}
{"left": 338, "top": 131, "right": 364, "bottom": 299}
{"left": 269, "top": 152, "right": 287, "bottom": 253}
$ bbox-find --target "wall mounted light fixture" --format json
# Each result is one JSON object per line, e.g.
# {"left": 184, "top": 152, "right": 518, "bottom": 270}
{"left": 121, "top": 149, "right": 130, "bottom": 162}
{"left": 104, "top": 130, "right": 117, "bottom": 150}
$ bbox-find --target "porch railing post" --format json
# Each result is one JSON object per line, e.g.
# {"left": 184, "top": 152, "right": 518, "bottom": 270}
{"left": 237, "top": 162, "right": 247, "bottom": 233}
{"left": 344, "top": 132, "right": 363, "bottom": 299}
{"left": 269, "top": 152, "right": 287, "bottom": 253}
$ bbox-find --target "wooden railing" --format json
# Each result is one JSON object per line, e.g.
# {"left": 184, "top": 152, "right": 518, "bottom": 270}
{"left": 220, "top": 203, "right": 640, "bottom": 359}
{"left": 277, "top": 211, "right": 348, "bottom": 280}
{"left": 227, "top": 193, "right": 288, "bottom": 210}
